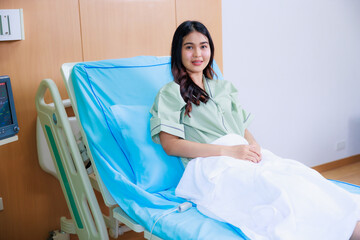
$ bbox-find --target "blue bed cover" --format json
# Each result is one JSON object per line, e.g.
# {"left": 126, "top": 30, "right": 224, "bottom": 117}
{"left": 71, "top": 56, "right": 360, "bottom": 240}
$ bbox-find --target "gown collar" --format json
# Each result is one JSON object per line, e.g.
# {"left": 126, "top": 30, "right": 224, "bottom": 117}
{"left": 203, "top": 75, "right": 213, "bottom": 98}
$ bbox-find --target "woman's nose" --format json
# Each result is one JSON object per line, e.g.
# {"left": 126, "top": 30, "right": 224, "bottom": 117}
{"left": 194, "top": 47, "right": 201, "bottom": 57}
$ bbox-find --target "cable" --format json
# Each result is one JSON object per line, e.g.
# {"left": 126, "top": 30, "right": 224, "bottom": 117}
{"left": 149, "top": 202, "right": 192, "bottom": 240}
{"left": 149, "top": 208, "right": 177, "bottom": 240}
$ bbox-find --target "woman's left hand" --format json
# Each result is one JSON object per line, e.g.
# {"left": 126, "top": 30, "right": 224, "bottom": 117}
{"left": 250, "top": 143, "right": 262, "bottom": 161}
{"left": 244, "top": 129, "right": 262, "bottom": 162}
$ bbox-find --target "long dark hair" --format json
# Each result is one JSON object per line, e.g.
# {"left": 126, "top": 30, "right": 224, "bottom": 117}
{"left": 171, "top": 21, "right": 216, "bottom": 117}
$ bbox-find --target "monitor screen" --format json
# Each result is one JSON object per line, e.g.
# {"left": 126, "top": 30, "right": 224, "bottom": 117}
{"left": 0, "top": 75, "right": 19, "bottom": 140}
{"left": 0, "top": 82, "right": 13, "bottom": 127}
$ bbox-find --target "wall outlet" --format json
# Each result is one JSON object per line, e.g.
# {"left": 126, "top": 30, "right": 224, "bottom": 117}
{"left": 336, "top": 141, "right": 346, "bottom": 151}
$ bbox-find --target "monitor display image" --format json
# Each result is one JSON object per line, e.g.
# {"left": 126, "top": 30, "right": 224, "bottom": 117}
{"left": 0, "top": 82, "right": 13, "bottom": 127}
{"left": 0, "top": 75, "right": 19, "bottom": 140}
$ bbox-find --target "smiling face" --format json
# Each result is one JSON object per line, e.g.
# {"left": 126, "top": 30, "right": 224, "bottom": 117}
{"left": 181, "top": 31, "right": 211, "bottom": 79}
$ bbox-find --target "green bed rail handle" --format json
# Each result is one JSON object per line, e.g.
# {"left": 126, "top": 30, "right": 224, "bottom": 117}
{"left": 35, "top": 78, "right": 109, "bottom": 240}
{"left": 45, "top": 124, "right": 84, "bottom": 229}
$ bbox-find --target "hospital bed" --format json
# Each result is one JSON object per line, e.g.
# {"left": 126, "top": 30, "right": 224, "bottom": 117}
{"left": 35, "top": 56, "right": 360, "bottom": 240}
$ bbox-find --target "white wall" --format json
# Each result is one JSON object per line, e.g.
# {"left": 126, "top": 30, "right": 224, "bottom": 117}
{"left": 222, "top": 0, "right": 360, "bottom": 166}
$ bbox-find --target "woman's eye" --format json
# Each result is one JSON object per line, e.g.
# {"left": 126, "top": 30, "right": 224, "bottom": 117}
{"left": 201, "top": 45, "right": 208, "bottom": 49}
{"left": 186, "top": 46, "right": 193, "bottom": 50}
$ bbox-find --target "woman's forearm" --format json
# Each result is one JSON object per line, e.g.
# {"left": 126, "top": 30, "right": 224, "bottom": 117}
{"left": 159, "top": 131, "right": 261, "bottom": 162}
{"left": 159, "top": 131, "right": 225, "bottom": 159}
{"left": 244, "top": 129, "right": 258, "bottom": 146}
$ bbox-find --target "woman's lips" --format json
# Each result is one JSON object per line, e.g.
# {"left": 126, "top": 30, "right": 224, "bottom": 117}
{"left": 192, "top": 60, "right": 203, "bottom": 66}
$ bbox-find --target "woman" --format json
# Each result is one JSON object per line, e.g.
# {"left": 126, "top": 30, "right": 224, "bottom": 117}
{"left": 150, "top": 21, "right": 360, "bottom": 239}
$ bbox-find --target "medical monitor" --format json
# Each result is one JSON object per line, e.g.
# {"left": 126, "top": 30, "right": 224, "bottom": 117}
{"left": 0, "top": 75, "right": 19, "bottom": 140}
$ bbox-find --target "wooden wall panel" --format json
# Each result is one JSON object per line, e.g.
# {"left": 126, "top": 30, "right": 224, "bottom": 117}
{"left": 0, "top": 0, "right": 222, "bottom": 239}
{"left": 79, "top": 0, "right": 176, "bottom": 61}
{"left": 0, "top": 0, "right": 83, "bottom": 239}
{"left": 176, "top": 0, "right": 223, "bottom": 72}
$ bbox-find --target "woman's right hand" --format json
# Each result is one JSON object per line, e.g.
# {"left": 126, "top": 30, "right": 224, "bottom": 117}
{"left": 224, "top": 145, "right": 262, "bottom": 163}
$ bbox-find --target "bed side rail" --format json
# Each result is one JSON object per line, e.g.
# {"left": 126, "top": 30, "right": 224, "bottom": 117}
{"left": 35, "top": 78, "right": 108, "bottom": 240}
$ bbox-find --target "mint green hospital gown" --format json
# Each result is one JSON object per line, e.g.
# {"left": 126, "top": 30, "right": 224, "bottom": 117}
{"left": 150, "top": 77, "right": 253, "bottom": 167}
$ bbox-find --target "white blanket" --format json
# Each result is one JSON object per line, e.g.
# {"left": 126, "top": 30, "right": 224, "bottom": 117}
{"left": 175, "top": 134, "right": 360, "bottom": 240}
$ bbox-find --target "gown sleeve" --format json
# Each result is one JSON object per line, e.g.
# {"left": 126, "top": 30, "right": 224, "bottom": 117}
{"left": 150, "top": 82, "right": 186, "bottom": 144}
{"left": 228, "top": 81, "right": 254, "bottom": 130}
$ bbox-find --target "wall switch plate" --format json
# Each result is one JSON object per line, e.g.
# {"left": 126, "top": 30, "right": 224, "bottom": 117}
{"left": 0, "top": 197, "right": 3, "bottom": 211}
{"left": 0, "top": 9, "right": 25, "bottom": 41}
